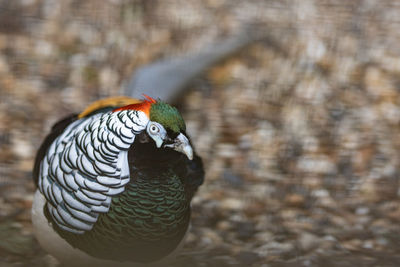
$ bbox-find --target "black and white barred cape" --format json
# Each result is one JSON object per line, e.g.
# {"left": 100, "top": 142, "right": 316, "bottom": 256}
{"left": 38, "top": 109, "right": 148, "bottom": 234}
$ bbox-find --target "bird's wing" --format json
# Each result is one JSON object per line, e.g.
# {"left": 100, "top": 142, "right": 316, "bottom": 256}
{"left": 35, "top": 98, "right": 149, "bottom": 234}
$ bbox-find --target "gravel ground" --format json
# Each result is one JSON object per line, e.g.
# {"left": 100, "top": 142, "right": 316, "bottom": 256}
{"left": 1, "top": 1, "right": 400, "bottom": 266}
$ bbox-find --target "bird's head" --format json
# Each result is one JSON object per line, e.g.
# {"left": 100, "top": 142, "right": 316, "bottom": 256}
{"left": 146, "top": 100, "right": 193, "bottom": 160}
{"left": 115, "top": 95, "right": 193, "bottom": 160}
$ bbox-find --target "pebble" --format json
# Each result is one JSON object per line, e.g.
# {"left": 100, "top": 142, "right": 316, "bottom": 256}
{"left": 222, "top": 169, "right": 243, "bottom": 187}
{"left": 297, "top": 156, "right": 337, "bottom": 174}
{"left": 220, "top": 198, "right": 245, "bottom": 210}
{"left": 298, "top": 232, "right": 321, "bottom": 252}
{"left": 216, "top": 143, "right": 237, "bottom": 159}
{"left": 362, "top": 240, "right": 374, "bottom": 249}
{"left": 355, "top": 206, "right": 370, "bottom": 215}
{"left": 11, "top": 137, "right": 34, "bottom": 159}
{"left": 256, "top": 241, "right": 295, "bottom": 257}
{"left": 284, "top": 194, "right": 305, "bottom": 207}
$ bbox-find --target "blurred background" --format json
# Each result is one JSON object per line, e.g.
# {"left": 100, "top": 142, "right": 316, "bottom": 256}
{"left": 1, "top": 0, "right": 400, "bottom": 266}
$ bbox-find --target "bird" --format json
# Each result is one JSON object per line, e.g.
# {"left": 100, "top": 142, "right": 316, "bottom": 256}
{"left": 31, "top": 95, "right": 205, "bottom": 266}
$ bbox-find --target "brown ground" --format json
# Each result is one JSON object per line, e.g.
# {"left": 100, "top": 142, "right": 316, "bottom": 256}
{"left": 1, "top": 1, "right": 400, "bottom": 266}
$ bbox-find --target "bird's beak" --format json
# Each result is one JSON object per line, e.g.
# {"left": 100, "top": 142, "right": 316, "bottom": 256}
{"left": 165, "top": 133, "right": 193, "bottom": 160}
{"left": 155, "top": 138, "right": 163, "bottom": 148}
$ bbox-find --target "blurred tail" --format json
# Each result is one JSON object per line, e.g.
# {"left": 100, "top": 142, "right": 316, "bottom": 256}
{"left": 124, "top": 24, "right": 268, "bottom": 102}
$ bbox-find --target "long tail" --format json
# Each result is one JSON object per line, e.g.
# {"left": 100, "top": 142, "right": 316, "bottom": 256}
{"left": 124, "top": 24, "right": 270, "bottom": 102}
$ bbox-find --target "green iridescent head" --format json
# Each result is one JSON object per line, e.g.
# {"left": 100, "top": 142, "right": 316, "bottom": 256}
{"left": 143, "top": 97, "right": 193, "bottom": 160}
{"left": 149, "top": 102, "right": 186, "bottom": 133}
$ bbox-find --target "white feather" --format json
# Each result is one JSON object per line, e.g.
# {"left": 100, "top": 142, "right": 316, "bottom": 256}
{"left": 62, "top": 189, "right": 91, "bottom": 213}
{"left": 57, "top": 205, "right": 92, "bottom": 231}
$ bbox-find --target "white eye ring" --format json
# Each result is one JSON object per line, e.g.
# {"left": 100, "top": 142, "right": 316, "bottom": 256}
{"left": 149, "top": 124, "right": 159, "bottom": 134}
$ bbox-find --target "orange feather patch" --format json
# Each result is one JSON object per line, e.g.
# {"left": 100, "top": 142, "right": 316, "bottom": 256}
{"left": 112, "top": 94, "right": 157, "bottom": 117}
{"left": 78, "top": 96, "right": 142, "bottom": 119}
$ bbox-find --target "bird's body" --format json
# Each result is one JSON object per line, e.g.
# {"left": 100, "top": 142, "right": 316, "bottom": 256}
{"left": 32, "top": 96, "right": 204, "bottom": 265}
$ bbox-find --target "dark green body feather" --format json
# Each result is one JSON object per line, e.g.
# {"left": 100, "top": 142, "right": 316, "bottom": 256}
{"left": 48, "top": 171, "right": 190, "bottom": 262}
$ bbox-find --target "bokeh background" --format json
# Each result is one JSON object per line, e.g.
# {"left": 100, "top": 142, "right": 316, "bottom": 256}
{"left": 1, "top": 0, "right": 400, "bottom": 266}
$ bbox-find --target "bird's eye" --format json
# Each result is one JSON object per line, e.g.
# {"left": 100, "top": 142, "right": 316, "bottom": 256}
{"left": 149, "top": 124, "right": 159, "bottom": 134}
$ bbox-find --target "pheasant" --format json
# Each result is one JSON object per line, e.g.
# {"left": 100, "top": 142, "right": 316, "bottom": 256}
{"left": 31, "top": 96, "right": 204, "bottom": 265}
